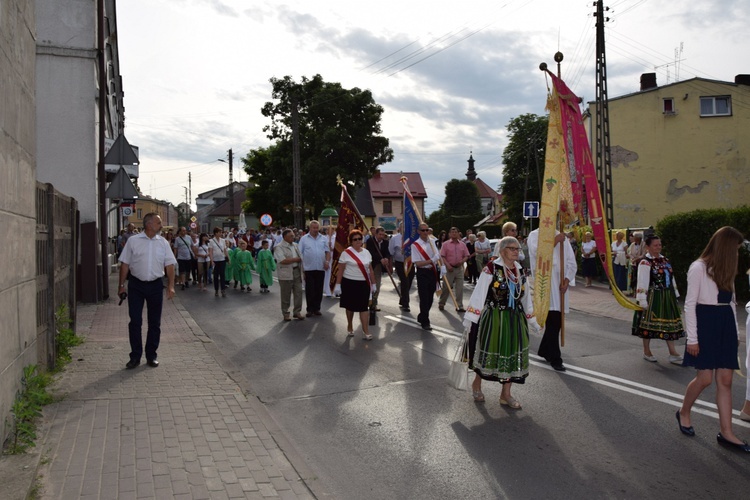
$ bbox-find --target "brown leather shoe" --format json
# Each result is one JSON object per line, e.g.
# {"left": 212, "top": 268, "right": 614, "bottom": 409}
{"left": 293, "top": 314, "right": 305, "bottom": 320}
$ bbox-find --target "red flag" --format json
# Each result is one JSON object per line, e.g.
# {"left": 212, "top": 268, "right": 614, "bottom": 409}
{"left": 329, "top": 183, "right": 367, "bottom": 292}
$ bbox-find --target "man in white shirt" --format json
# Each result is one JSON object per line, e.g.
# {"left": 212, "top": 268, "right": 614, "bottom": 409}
{"left": 412, "top": 223, "right": 440, "bottom": 330}
{"left": 118, "top": 213, "right": 177, "bottom": 369}
{"left": 298, "top": 220, "right": 330, "bottom": 317}
{"left": 526, "top": 228, "right": 577, "bottom": 371}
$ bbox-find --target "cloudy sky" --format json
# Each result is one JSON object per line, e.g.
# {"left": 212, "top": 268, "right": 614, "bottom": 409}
{"left": 117, "top": 0, "right": 748, "bottom": 214}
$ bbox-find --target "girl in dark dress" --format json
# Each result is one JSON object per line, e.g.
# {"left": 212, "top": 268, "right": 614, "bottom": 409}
{"left": 678, "top": 227, "right": 748, "bottom": 452}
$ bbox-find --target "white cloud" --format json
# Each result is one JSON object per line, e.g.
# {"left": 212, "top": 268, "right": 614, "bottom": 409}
{"left": 117, "top": 0, "right": 749, "bottom": 214}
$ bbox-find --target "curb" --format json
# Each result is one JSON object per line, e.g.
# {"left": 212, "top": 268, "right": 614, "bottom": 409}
{"left": 172, "top": 293, "right": 332, "bottom": 499}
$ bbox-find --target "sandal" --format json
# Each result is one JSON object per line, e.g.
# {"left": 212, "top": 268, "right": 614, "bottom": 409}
{"left": 500, "top": 396, "right": 521, "bottom": 409}
{"left": 362, "top": 333, "right": 373, "bottom": 341}
{"left": 347, "top": 330, "right": 354, "bottom": 337}
{"left": 472, "top": 390, "right": 485, "bottom": 403}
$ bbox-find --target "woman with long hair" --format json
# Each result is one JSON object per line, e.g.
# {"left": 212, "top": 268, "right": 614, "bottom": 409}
{"left": 632, "top": 234, "right": 685, "bottom": 364}
{"left": 677, "top": 227, "right": 748, "bottom": 452}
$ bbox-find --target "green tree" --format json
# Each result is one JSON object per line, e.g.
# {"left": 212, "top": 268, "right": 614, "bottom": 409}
{"left": 242, "top": 75, "right": 394, "bottom": 222}
{"left": 499, "top": 113, "right": 548, "bottom": 225}
{"left": 426, "top": 179, "right": 483, "bottom": 234}
{"left": 443, "top": 179, "right": 482, "bottom": 220}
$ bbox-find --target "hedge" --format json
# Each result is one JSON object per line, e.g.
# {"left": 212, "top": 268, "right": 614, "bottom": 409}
{"left": 655, "top": 206, "right": 750, "bottom": 302}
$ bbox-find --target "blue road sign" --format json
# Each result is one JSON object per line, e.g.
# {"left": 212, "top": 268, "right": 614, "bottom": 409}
{"left": 523, "top": 201, "right": 540, "bottom": 218}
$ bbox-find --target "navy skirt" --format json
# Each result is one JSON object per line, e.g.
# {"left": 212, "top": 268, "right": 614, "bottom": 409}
{"left": 581, "top": 257, "right": 597, "bottom": 278}
{"left": 683, "top": 296, "right": 739, "bottom": 370}
{"left": 339, "top": 278, "right": 370, "bottom": 312}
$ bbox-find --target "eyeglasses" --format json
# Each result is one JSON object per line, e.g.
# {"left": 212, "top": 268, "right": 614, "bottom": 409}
{"left": 351, "top": 237, "right": 363, "bottom": 241}
{"left": 419, "top": 229, "right": 429, "bottom": 232}
{"left": 505, "top": 246, "right": 521, "bottom": 251}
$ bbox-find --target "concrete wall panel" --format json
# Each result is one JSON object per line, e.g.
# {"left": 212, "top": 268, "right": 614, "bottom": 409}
{"left": 0, "top": 0, "right": 37, "bottom": 444}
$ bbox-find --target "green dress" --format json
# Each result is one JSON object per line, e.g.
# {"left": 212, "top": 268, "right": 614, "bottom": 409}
{"left": 234, "top": 250, "right": 256, "bottom": 286}
{"left": 465, "top": 261, "right": 530, "bottom": 384}
{"left": 256, "top": 248, "right": 276, "bottom": 287}
{"left": 631, "top": 255, "right": 685, "bottom": 340}
{"left": 226, "top": 246, "right": 239, "bottom": 283}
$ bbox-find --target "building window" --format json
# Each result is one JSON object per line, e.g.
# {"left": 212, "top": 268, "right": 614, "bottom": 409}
{"left": 663, "top": 98, "right": 675, "bottom": 114}
{"left": 137, "top": 209, "right": 142, "bottom": 219}
{"left": 700, "top": 96, "right": 731, "bottom": 117}
{"left": 382, "top": 200, "right": 392, "bottom": 214}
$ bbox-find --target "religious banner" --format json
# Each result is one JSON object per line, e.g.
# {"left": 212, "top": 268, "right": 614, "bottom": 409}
{"left": 329, "top": 180, "right": 367, "bottom": 293}
{"left": 400, "top": 176, "right": 422, "bottom": 276}
{"left": 548, "top": 71, "right": 641, "bottom": 312}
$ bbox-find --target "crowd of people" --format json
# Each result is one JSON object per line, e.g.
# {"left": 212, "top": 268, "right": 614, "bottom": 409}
{"left": 118, "top": 216, "right": 750, "bottom": 453}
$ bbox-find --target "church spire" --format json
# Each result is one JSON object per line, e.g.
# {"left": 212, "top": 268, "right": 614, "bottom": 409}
{"left": 465, "top": 152, "right": 477, "bottom": 181}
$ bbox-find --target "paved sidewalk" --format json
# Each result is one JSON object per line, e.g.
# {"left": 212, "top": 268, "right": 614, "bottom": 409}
{"left": 567, "top": 278, "right": 748, "bottom": 337}
{"left": 30, "top": 275, "right": 325, "bottom": 499}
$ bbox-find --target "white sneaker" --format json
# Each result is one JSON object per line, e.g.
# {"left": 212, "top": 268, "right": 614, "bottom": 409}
{"left": 668, "top": 355, "right": 683, "bottom": 365}
{"left": 643, "top": 354, "right": 657, "bottom": 362}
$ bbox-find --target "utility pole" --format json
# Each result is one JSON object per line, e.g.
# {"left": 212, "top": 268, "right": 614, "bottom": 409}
{"left": 188, "top": 172, "right": 192, "bottom": 210}
{"left": 594, "top": 0, "right": 614, "bottom": 229}
{"left": 291, "top": 96, "right": 303, "bottom": 229}
{"left": 228, "top": 148, "right": 235, "bottom": 226}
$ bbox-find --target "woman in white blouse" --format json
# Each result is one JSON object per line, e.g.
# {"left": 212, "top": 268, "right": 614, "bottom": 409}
{"left": 474, "top": 231, "right": 492, "bottom": 273}
{"left": 678, "top": 227, "right": 748, "bottom": 452}
{"left": 611, "top": 230, "right": 628, "bottom": 291}
{"left": 581, "top": 232, "right": 597, "bottom": 287}
{"left": 334, "top": 229, "right": 377, "bottom": 340}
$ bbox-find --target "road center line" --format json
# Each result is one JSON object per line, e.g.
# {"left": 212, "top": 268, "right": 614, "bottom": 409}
{"left": 384, "top": 313, "right": 750, "bottom": 428}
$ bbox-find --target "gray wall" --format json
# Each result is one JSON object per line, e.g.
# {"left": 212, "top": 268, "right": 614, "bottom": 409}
{"left": 35, "top": 0, "right": 98, "bottom": 224}
{"left": 0, "top": 0, "right": 39, "bottom": 441}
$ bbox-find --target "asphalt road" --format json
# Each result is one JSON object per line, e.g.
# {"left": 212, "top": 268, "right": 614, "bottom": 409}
{"left": 178, "top": 276, "right": 750, "bottom": 499}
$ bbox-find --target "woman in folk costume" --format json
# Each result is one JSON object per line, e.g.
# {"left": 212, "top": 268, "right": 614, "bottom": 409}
{"left": 256, "top": 239, "right": 276, "bottom": 293}
{"left": 632, "top": 234, "right": 685, "bottom": 364}
{"left": 463, "top": 236, "right": 533, "bottom": 409}
{"left": 233, "top": 239, "right": 256, "bottom": 292}
{"left": 678, "top": 227, "right": 749, "bottom": 452}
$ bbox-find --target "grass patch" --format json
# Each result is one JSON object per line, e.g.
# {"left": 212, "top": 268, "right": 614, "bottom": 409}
{"left": 4, "top": 366, "right": 53, "bottom": 454}
{"left": 3, "top": 304, "right": 84, "bottom": 455}
{"left": 54, "top": 304, "right": 84, "bottom": 371}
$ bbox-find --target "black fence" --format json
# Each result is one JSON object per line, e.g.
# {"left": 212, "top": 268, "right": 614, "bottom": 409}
{"left": 36, "top": 182, "right": 79, "bottom": 371}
